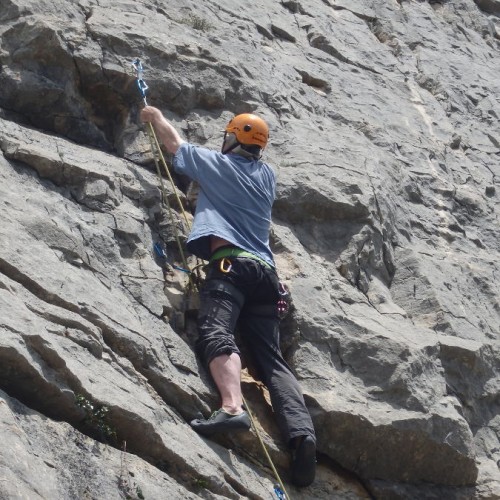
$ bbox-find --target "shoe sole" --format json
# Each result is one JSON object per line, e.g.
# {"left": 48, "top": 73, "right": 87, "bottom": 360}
{"left": 190, "top": 414, "right": 251, "bottom": 436}
{"left": 194, "top": 423, "right": 251, "bottom": 436}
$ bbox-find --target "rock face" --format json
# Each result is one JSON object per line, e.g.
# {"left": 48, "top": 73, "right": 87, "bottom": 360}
{"left": 0, "top": 0, "right": 499, "bottom": 498}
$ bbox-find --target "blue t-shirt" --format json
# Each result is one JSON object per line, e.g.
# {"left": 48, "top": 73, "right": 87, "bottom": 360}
{"left": 173, "top": 143, "right": 276, "bottom": 267}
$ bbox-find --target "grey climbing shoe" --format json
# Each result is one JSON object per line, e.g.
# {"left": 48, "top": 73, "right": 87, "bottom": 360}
{"left": 190, "top": 409, "right": 251, "bottom": 436}
{"left": 291, "top": 435, "right": 316, "bottom": 487}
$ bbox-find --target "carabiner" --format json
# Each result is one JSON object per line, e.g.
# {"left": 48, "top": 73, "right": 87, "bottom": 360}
{"left": 219, "top": 257, "right": 232, "bottom": 273}
{"left": 278, "top": 282, "right": 289, "bottom": 297}
{"left": 137, "top": 78, "right": 149, "bottom": 100}
{"left": 132, "top": 58, "right": 149, "bottom": 104}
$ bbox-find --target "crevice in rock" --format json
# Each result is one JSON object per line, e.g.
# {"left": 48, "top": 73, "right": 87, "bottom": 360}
{"left": 0, "top": 13, "right": 26, "bottom": 23}
{"left": 24, "top": 302, "right": 104, "bottom": 359}
{"left": 326, "top": 3, "right": 377, "bottom": 23}
{"left": 0, "top": 379, "right": 241, "bottom": 499}
{"left": 270, "top": 23, "right": 297, "bottom": 43}
{"left": 119, "top": 273, "right": 164, "bottom": 320}
{"left": 0, "top": 105, "right": 29, "bottom": 125}
{"left": 255, "top": 23, "right": 274, "bottom": 40}
{"left": 0, "top": 289, "right": 244, "bottom": 498}
{"left": 473, "top": 0, "right": 500, "bottom": 16}
{"left": 0, "top": 257, "right": 81, "bottom": 316}
{"left": 281, "top": 0, "right": 310, "bottom": 16}
{"left": 0, "top": 242, "right": 200, "bottom": 420}
{"left": 439, "top": 342, "right": 500, "bottom": 432}
{"left": 434, "top": 308, "right": 484, "bottom": 332}
{"left": 306, "top": 29, "right": 382, "bottom": 75}
{"left": 296, "top": 68, "right": 331, "bottom": 94}
{"left": 0, "top": 342, "right": 84, "bottom": 424}
{"left": 366, "top": 19, "right": 403, "bottom": 58}
{"left": 80, "top": 304, "right": 204, "bottom": 417}
{"left": 415, "top": 71, "right": 449, "bottom": 101}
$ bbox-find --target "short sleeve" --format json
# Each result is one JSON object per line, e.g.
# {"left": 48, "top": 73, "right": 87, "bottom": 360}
{"left": 173, "top": 143, "right": 200, "bottom": 180}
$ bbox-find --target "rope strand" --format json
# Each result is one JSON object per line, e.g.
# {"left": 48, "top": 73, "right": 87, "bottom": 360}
{"left": 243, "top": 396, "right": 290, "bottom": 499}
{"left": 145, "top": 123, "right": 190, "bottom": 270}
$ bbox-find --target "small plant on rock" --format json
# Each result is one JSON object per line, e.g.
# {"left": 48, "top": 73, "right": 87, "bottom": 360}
{"left": 75, "top": 394, "right": 117, "bottom": 443}
{"left": 180, "top": 13, "right": 213, "bottom": 31}
{"left": 192, "top": 476, "right": 209, "bottom": 491}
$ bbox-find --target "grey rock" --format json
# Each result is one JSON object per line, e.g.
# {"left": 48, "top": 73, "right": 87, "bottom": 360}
{"left": 0, "top": 389, "right": 201, "bottom": 500}
{"left": 0, "top": 0, "right": 499, "bottom": 498}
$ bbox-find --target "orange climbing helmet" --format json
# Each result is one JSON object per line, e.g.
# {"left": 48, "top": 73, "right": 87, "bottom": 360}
{"left": 225, "top": 114, "right": 269, "bottom": 149}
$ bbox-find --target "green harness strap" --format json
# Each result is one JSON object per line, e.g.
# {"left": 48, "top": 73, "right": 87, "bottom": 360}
{"left": 210, "top": 247, "right": 274, "bottom": 270}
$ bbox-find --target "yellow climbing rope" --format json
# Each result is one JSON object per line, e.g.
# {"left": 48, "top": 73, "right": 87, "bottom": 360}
{"left": 145, "top": 123, "right": 190, "bottom": 267}
{"left": 243, "top": 395, "right": 291, "bottom": 499}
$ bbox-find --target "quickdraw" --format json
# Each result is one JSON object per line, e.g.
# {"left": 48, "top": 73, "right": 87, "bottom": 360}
{"left": 274, "top": 484, "right": 287, "bottom": 500}
{"left": 153, "top": 242, "right": 191, "bottom": 274}
{"left": 132, "top": 58, "right": 149, "bottom": 105}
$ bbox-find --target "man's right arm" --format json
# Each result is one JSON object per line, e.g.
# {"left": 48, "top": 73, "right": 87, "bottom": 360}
{"left": 140, "top": 106, "right": 186, "bottom": 154}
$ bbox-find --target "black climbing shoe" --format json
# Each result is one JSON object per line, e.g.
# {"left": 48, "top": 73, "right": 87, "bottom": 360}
{"left": 291, "top": 435, "right": 316, "bottom": 487}
{"left": 190, "top": 409, "right": 251, "bottom": 436}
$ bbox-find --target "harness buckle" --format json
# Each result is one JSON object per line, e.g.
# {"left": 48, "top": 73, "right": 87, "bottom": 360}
{"left": 219, "top": 257, "right": 232, "bottom": 273}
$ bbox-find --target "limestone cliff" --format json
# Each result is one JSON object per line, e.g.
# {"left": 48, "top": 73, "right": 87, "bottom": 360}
{"left": 0, "top": 0, "right": 499, "bottom": 498}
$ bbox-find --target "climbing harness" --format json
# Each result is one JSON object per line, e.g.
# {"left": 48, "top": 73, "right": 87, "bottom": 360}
{"left": 132, "top": 59, "right": 200, "bottom": 290}
{"left": 133, "top": 59, "right": 290, "bottom": 499}
{"left": 210, "top": 246, "right": 273, "bottom": 270}
{"left": 210, "top": 247, "right": 290, "bottom": 320}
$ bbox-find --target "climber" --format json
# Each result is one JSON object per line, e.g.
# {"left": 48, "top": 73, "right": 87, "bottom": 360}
{"left": 140, "top": 107, "right": 316, "bottom": 487}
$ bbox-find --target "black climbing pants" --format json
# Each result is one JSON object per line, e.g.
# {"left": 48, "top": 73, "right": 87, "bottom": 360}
{"left": 196, "top": 254, "right": 316, "bottom": 446}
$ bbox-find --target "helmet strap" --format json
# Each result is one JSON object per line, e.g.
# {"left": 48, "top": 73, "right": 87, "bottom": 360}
{"left": 222, "top": 132, "right": 262, "bottom": 159}
{"left": 221, "top": 132, "right": 239, "bottom": 154}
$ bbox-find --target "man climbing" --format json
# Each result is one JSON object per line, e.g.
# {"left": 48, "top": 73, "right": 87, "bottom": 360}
{"left": 140, "top": 107, "right": 316, "bottom": 487}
